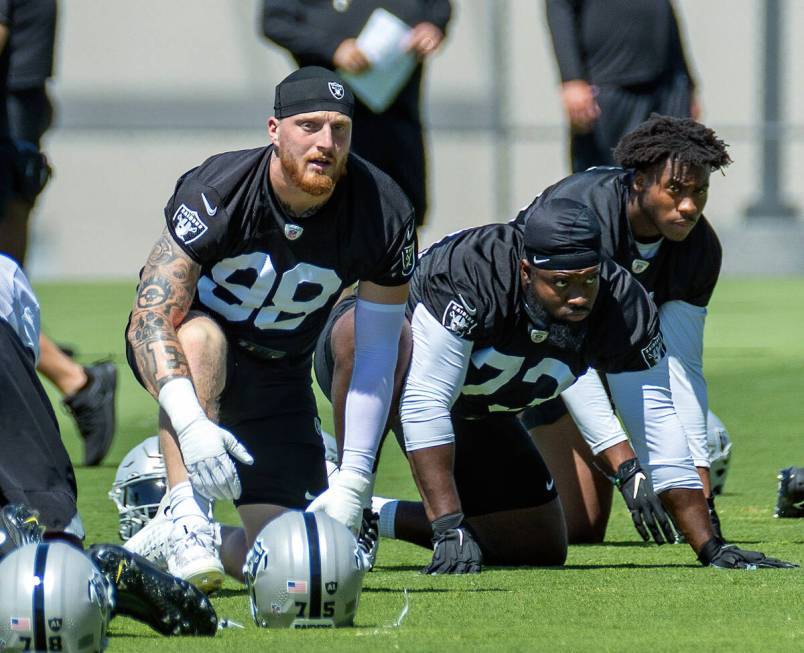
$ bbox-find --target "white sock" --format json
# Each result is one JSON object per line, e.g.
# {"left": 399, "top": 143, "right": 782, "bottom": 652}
{"left": 169, "top": 481, "right": 208, "bottom": 531}
{"left": 373, "top": 497, "right": 399, "bottom": 539}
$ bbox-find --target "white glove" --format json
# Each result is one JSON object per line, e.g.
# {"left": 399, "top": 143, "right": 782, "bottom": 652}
{"left": 306, "top": 469, "right": 372, "bottom": 533}
{"left": 177, "top": 416, "right": 253, "bottom": 501}
{"left": 159, "top": 377, "right": 253, "bottom": 502}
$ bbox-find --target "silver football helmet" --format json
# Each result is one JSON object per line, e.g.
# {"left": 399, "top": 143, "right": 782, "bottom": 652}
{"left": 707, "top": 410, "right": 733, "bottom": 496}
{"left": 0, "top": 542, "right": 113, "bottom": 652}
{"left": 244, "top": 511, "right": 366, "bottom": 628}
{"left": 108, "top": 436, "right": 167, "bottom": 541}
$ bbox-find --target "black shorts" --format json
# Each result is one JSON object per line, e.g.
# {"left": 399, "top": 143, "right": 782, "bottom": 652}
{"left": 0, "top": 321, "right": 78, "bottom": 530}
{"left": 125, "top": 315, "right": 327, "bottom": 508}
{"left": 312, "top": 295, "right": 357, "bottom": 402}
{"left": 518, "top": 397, "right": 569, "bottom": 430}
{"left": 450, "top": 413, "right": 558, "bottom": 516}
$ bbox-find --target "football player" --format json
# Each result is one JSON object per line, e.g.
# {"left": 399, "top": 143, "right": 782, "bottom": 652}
{"left": 0, "top": 253, "right": 83, "bottom": 540}
{"left": 124, "top": 67, "right": 415, "bottom": 590}
{"left": 522, "top": 115, "right": 733, "bottom": 543}
{"left": 315, "top": 198, "right": 797, "bottom": 572}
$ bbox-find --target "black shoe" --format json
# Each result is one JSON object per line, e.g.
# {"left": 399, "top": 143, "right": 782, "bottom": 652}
{"left": 87, "top": 544, "right": 218, "bottom": 637}
{"left": 775, "top": 466, "right": 804, "bottom": 518}
{"left": 0, "top": 504, "right": 44, "bottom": 560}
{"left": 63, "top": 361, "right": 117, "bottom": 466}
{"left": 707, "top": 495, "right": 725, "bottom": 542}
{"left": 357, "top": 508, "right": 380, "bottom": 571}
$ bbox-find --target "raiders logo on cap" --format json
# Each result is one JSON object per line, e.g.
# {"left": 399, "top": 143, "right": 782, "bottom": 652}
{"left": 284, "top": 223, "right": 304, "bottom": 240}
{"left": 328, "top": 81, "right": 345, "bottom": 100}
{"left": 631, "top": 259, "right": 650, "bottom": 274}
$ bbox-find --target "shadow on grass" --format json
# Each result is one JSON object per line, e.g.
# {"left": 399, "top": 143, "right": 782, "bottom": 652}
{"left": 548, "top": 563, "right": 700, "bottom": 570}
{"left": 363, "top": 587, "right": 508, "bottom": 594}
{"left": 214, "top": 588, "right": 249, "bottom": 598}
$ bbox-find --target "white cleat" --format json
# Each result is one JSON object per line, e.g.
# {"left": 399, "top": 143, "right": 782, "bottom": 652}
{"left": 124, "top": 494, "right": 172, "bottom": 571}
{"left": 168, "top": 521, "right": 224, "bottom": 595}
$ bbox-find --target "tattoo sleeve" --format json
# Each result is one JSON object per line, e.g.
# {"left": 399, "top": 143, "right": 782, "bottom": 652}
{"left": 127, "top": 228, "right": 200, "bottom": 398}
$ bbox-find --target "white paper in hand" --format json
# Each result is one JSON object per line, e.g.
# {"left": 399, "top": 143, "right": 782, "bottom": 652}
{"left": 340, "top": 8, "right": 417, "bottom": 113}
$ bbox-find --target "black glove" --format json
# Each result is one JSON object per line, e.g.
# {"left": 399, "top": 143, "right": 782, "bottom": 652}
{"left": 698, "top": 537, "right": 799, "bottom": 569}
{"left": 422, "top": 512, "right": 482, "bottom": 575}
{"left": 614, "top": 458, "right": 677, "bottom": 545}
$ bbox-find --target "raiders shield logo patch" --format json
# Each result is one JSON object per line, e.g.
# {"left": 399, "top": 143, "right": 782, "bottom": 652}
{"left": 284, "top": 223, "right": 304, "bottom": 240}
{"left": 442, "top": 299, "right": 477, "bottom": 337}
{"left": 640, "top": 333, "right": 666, "bottom": 367}
{"left": 172, "top": 204, "right": 208, "bottom": 245}
{"left": 631, "top": 259, "right": 650, "bottom": 274}
{"left": 325, "top": 581, "right": 338, "bottom": 595}
{"left": 328, "top": 81, "right": 345, "bottom": 99}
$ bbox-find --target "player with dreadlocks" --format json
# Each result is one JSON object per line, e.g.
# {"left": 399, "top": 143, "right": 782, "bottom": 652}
{"left": 522, "top": 115, "right": 744, "bottom": 558}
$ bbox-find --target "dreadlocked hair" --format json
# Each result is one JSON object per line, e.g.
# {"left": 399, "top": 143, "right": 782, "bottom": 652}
{"left": 614, "top": 114, "right": 732, "bottom": 175}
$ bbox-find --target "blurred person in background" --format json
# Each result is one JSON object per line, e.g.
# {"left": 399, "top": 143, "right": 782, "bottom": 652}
{"left": 546, "top": 0, "right": 699, "bottom": 173}
{"left": 261, "top": 0, "right": 452, "bottom": 228}
{"left": 0, "top": 0, "right": 117, "bottom": 467}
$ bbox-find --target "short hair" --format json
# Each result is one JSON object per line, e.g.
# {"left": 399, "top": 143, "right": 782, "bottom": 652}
{"left": 614, "top": 114, "right": 732, "bottom": 175}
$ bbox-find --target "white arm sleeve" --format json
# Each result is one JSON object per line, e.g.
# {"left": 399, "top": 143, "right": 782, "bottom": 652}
{"left": 660, "top": 300, "right": 709, "bottom": 467}
{"left": 341, "top": 298, "right": 406, "bottom": 475}
{"left": 560, "top": 368, "right": 629, "bottom": 455}
{"left": 0, "top": 256, "right": 41, "bottom": 362}
{"left": 607, "top": 355, "right": 702, "bottom": 493}
{"left": 399, "top": 303, "right": 472, "bottom": 452}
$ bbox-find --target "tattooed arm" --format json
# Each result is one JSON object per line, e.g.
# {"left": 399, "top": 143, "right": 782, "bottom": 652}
{"left": 127, "top": 228, "right": 252, "bottom": 500}
{"left": 126, "top": 228, "right": 200, "bottom": 398}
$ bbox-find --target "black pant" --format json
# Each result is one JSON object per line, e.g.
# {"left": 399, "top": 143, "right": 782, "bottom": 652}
{"left": 351, "top": 103, "right": 427, "bottom": 226}
{"left": 571, "top": 73, "right": 692, "bottom": 173}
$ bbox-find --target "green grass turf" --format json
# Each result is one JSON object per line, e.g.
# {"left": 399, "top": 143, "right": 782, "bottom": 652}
{"left": 32, "top": 279, "right": 804, "bottom": 652}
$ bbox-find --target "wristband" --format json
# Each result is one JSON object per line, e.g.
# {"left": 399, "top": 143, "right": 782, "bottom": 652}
{"left": 431, "top": 511, "right": 464, "bottom": 537}
{"left": 696, "top": 536, "right": 725, "bottom": 566}
{"left": 158, "top": 377, "right": 206, "bottom": 434}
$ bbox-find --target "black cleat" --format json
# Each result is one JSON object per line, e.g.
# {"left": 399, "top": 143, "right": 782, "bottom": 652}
{"left": 63, "top": 361, "right": 117, "bottom": 466}
{"left": 775, "top": 466, "right": 804, "bottom": 518}
{"left": 357, "top": 508, "right": 380, "bottom": 571}
{"left": 88, "top": 544, "right": 218, "bottom": 637}
{"left": 0, "top": 504, "right": 44, "bottom": 560}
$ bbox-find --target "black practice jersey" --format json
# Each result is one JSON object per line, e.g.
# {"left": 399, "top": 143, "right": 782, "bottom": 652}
{"left": 523, "top": 167, "right": 721, "bottom": 308}
{"left": 409, "top": 222, "right": 663, "bottom": 418}
{"left": 164, "top": 145, "right": 415, "bottom": 359}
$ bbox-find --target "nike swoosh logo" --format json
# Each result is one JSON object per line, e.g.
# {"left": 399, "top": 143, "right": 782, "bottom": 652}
{"left": 201, "top": 193, "right": 218, "bottom": 216}
{"left": 532, "top": 256, "right": 550, "bottom": 264}
{"left": 633, "top": 472, "right": 646, "bottom": 500}
{"left": 458, "top": 293, "right": 477, "bottom": 315}
{"left": 793, "top": 500, "right": 804, "bottom": 510}
{"left": 405, "top": 223, "right": 415, "bottom": 241}
{"left": 304, "top": 491, "right": 318, "bottom": 501}
{"left": 545, "top": 478, "right": 555, "bottom": 491}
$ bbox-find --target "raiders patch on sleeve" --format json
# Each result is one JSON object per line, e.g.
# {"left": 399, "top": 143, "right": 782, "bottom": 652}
{"left": 640, "top": 333, "right": 666, "bottom": 368}
{"left": 442, "top": 295, "right": 478, "bottom": 337}
{"left": 172, "top": 204, "right": 208, "bottom": 245}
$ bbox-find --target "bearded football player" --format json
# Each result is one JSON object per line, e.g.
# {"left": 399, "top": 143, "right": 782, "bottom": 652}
{"left": 523, "top": 115, "right": 735, "bottom": 544}
{"left": 315, "top": 198, "right": 797, "bottom": 572}
{"left": 124, "top": 67, "right": 415, "bottom": 592}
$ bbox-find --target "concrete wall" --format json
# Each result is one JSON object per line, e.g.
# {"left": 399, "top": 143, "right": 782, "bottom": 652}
{"left": 25, "top": 0, "right": 804, "bottom": 279}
